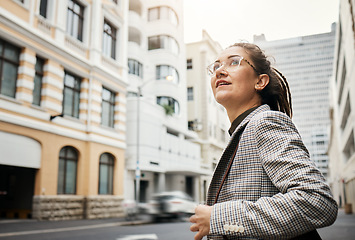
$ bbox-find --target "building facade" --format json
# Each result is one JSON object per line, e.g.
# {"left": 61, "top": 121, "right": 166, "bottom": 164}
{"left": 255, "top": 25, "right": 336, "bottom": 179}
{"left": 328, "top": 0, "right": 355, "bottom": 213}
{"left": 186, "top": 30, "right": 229, "bottom": 203}
{"left": 0, "top": 0, "right": 128, "bottom": 220}
{"left": 125, "top": 0, "right": 204, "bottom": 204}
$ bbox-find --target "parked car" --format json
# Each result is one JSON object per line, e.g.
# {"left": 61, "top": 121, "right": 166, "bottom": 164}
{"left": 148, "top": 191, "right": 197, "bottom": 221}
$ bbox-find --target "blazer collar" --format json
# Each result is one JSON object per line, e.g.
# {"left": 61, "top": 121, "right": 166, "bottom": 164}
{"left": 230, "top": 104, "right": 271, "bottom": 138}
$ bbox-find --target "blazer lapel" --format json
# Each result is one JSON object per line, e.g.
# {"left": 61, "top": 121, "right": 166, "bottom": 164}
{"left": 206, "top": 105, "right": 271, "bottom": 205}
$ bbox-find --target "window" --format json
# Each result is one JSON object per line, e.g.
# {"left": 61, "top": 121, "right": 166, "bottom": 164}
{"left": 156, "top": 65, "right": 179, "bottom": 84}
{"left": 148, "top": 35, "right": 179, "bottom": 54}
{"left": 102, "top": 20, "right": 117, "bottom": 59}
{"left": 187, "top": 59, "right": 192, "bottom": 69}
{"left": 99, "top": 153, "right": 114, "bottom": 195}
{"left": 63, "top": 72, "right": 81, "bottom": 118}
{"left": 128, "top": 59, "right": 143, "bottom": 77}
{"left": 148, "top": 6, "right": 178, "bottom": 26}
{"left": 39, "top": 0, "right": 48, "bottom": 18}
{"left": 101, "top": 87, "right": 115, "bottom": 128}
{"left": 187, "top": 87, "right": 193, "bottom": 101}
{"left": 157, "top": 96, "right": 180, "bottom": 115}
{"left": 57, "top": 146, "right": 78, "bottom": 194}
{"left": 0, "top": 39, "right": 20, "bottom": 98}
{"left": 67, "top": 0, "right": 84, "bottom": 41}
{"left": 33, "top": 57, "right": 44, "bottom": 106}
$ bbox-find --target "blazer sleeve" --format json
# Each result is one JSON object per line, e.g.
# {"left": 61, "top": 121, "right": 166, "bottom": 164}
{"left": 209, "top": 110, "right": 338, "bottom": 239}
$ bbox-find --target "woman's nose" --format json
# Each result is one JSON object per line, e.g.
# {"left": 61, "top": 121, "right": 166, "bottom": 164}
{"left": 215, "top": 65, "right": 228, "bottom": 78}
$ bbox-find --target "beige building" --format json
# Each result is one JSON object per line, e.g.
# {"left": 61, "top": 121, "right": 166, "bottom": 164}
{"left": 0, "top": 0, "right": 128, "bottom": 220}
{"left": 186, "top": 30, "right": 229, "bottom": 203}
{"left": 328, "top": 0, "right": 355, "bottom": 213}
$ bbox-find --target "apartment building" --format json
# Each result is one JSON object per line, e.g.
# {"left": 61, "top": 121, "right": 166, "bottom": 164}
{"left": 125, "top": 0, "right": 204, "bottom": 203}
{"left": 255, "top": 25, "right": 336, "bottom": 179}
{"left": 186, "top": 30, "right": 229, "bottom": 203}
{"left": 328, "top": 0, "right": 355, "bottom": 213}
{"left": 0, "top": 0, "right": 128, "bottom": 220}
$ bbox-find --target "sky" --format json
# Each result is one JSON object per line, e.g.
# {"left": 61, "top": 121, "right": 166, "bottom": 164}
{"left": 183, "top": 0, "right": 340, "bottom": 48}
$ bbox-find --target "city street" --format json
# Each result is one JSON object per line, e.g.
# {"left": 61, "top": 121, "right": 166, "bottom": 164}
{"left": 0, "top": 209, "right": 354, "bottom": 240}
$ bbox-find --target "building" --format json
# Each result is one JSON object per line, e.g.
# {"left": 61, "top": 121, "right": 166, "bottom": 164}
{"left": 186, "top": 30, "right": 229, "bottom": 203}
{"left": 328, "top": 0, "right": 355, "bottom": 213}
{"left": 254, "top": 25, "right": 336, "bottom": 179}
{"left": 0, "top": 0, "right": 128, "bottom": 220}
{"left": 125, "top": 0, "right": 204, "bottom": 204}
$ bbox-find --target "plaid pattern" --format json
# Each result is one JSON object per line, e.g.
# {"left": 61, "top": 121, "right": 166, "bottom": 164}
{"left": 207, "top": 105, "right": 338, "bottom": 240}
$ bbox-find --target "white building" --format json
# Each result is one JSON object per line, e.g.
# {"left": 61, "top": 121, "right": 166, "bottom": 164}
{"left": 255, "top": 25, "right": 336, "bottom": 179}
{"left": 125, "top": 0, "right": 204, "bottom": 203}
{"left": 328, "top": 0, "right": 355, "bottom": 213}
{"left": 186, "top": 30, "right": 229, "bottom": 203}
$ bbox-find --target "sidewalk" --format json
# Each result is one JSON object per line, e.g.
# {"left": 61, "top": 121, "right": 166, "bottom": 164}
{"left": 0, "top": 214, "right": 152, "bottom": 238}
{"left": 318, "top": 209, "right": 355, "bottom": 240}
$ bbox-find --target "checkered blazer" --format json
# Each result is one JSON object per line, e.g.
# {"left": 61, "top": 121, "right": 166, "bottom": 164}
{"left": 207, "top": 105, "right": 338, "bottom": 240}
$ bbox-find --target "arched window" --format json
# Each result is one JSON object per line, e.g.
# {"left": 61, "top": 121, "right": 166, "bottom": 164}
{"left": 148, "top": 6, "right": 178, "bottom": 26}
{"left": 148, "top": 35, "right": 179, "bottom": 55}
{"left": 98, "top": 153, "right": 114, "bottom": 195}
{"left": 157, "top": 96, "right": 180, "bottom": 115}
{"left": 57, "top": 146, "right": 78, "bottom": 194}
{"left": 156, "top": 65, "right": 179, "bottom": 84}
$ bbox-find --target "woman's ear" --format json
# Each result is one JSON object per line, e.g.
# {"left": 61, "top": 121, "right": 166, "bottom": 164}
{"left": 255, "top": 74, "right": 269, "bottom": 91}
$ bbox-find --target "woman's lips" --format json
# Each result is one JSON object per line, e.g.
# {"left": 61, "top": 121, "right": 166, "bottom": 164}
{"left": 216, "top": 80, "right": 231, "bottom": 88}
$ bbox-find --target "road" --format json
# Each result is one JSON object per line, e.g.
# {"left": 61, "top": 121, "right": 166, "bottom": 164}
{"left": 0, "top": 209, "right": 354, "bottom": 240}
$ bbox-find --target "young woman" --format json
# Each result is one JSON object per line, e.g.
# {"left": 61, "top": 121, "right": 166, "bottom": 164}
{"left": 189, "top": 43, "right": 338, "bottom": 240}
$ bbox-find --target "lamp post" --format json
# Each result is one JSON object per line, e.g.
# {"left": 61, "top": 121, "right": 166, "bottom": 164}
{"left": 134, "top": 76, "right": 173, "bottom": 207}
{"left": 135, "top": 85, "right": 142, "bottom": 207}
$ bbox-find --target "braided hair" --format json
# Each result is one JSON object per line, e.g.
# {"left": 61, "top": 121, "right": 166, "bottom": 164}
{"left": 229, "top": 42, "right": 293, "bottom": 118}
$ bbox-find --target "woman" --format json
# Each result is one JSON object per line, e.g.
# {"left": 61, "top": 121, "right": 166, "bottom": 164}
{"left": 189, "top": 43, "right": 338, "bottom": 240}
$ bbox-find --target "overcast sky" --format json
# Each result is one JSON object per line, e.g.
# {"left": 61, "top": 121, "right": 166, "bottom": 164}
{"left": 183, "top": 0, "right": 339, "bottom": 48}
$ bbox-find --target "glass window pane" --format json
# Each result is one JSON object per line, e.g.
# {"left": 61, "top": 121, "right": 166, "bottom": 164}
{"left": 63, "top": 88, "right": 73, "bottom": 116}
{"left": 148, "top": 36, "right": 160, "bottom": 50}
{"left": 65, "top": 74, "right": 75, "bottom": 87}
{"left": 4, "top": 45, "right": 20, "bottom": 62}
{"left": 33, "top": 75, "right": 42, "bottom": 105}
{"left": 102, "top": 101, "right": 110, "bottom": 126}
{"left": 65, "top": 160, "right": 77, "bottom": 194}
{"left": 148, "top": 8, "right": 158, "bottom": 21}
{"left": 57, "top": 159, "right": 65, "bottom": 194}
{"left": 73, "top": 91, "right": 80, "bottom": 118}
{"left": 67, "top": 148, "right": 77, "bottom": 159}
{"left": 99, "top": 165, "right": 108, "bottom": 194}
{"left": 1, "top": 62, "right": 18, "bottom": 98}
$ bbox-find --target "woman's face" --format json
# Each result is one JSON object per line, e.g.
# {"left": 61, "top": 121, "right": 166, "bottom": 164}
{"left": 210, "top": 46, "right": 260, "bottom": 109}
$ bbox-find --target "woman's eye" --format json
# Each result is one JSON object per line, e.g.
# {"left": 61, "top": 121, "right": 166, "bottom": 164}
{"left": 230, "top": 59, "right": 240, "bottom": 66}
{"left": 213, "top": 63, "right": 221, "bottom": 71}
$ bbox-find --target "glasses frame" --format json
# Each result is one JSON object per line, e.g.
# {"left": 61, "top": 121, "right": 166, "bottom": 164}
{"left": 207, "top": 56, "right": 260, "bottom": 76}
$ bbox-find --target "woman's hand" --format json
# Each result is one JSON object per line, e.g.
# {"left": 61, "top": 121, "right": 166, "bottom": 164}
{"left": 189, "top": 205, "right": 213, "bottom": 240}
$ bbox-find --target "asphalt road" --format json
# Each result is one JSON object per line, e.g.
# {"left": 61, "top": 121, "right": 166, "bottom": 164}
{"left": 0, "top": 209, "right": 354, "bottom": 240}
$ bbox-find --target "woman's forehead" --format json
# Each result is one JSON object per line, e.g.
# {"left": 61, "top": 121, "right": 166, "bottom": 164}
{"left": 218, "top": 46, "right": 248, "bottom": 60}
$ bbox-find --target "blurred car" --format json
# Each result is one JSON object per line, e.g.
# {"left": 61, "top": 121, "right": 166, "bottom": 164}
{"left": 148, "top": 191, "right": 197, "bottom": 221}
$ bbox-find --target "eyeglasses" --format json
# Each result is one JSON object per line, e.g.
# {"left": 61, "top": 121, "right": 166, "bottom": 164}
{"left": 207, "top": 55, "right": 259, "bottom": 76}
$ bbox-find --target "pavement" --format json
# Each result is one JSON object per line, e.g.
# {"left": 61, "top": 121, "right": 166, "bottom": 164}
{"left": 0, "top": 209, "right": 354, "bottom": 239}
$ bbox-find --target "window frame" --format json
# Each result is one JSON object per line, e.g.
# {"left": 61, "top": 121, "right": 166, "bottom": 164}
{"left": 102, "top": 19, "right": 117, "bottom": 59}
{"left": 101, "top": 87, "right": 115, "bottom": 128}
{"left": 66, "top": 0, "right": 85, "bottom": 42}
{"left": 62, "top": 71, "right": 81, "bottom": 118}
{"left": 98, "top": 153, "right": 115, "bottom": 195}
{"left": 57, "top": 146, "right": 78, "bottom": 195}
{"left": 0, "top": 39, "right": 20, "bottom": 98}
{"left": 33, "top": 56, "right": 44, "bottom": 106}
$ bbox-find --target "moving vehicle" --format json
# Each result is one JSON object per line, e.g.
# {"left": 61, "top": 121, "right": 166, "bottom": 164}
{"left": 148, "top": 191, "right": 197, "bottom": 221}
